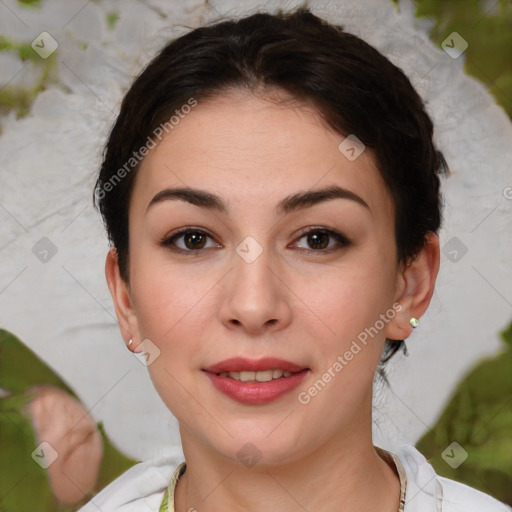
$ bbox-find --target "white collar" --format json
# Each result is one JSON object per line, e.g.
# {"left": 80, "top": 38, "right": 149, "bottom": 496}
{"left": 387, "top": 444, "right": 443, "bottom": 511}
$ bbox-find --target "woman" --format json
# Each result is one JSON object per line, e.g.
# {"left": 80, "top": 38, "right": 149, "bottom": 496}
{"left": 79, "top": 6, "right": 511, "bottom": 512}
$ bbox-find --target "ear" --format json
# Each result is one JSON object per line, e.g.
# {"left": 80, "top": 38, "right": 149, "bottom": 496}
{"left": 385, "top": 231, "right": 440, "bottom": 341}
{"left": 105, "top": 247, "right": 142, "bottom": 353}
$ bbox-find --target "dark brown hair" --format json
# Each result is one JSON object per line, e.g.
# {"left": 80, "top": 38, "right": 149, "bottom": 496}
{"left": 93, "top": 5, "right": 449, "bottom": 380}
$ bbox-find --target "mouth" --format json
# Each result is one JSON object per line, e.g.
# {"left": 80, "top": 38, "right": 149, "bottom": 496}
{"left": 202, "top": 357, "right": 310, "bottom": 405}
{"left": 215, "top": 369, "right": 298, "bottom": 382}
{"left": 203, "top": 356, "right": 308, "bottom": 376}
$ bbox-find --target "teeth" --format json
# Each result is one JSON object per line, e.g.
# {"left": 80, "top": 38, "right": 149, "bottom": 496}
{"left": 272, "top": 369, "right": 283, "bottom": 379}
{"left": 239, "top": 370, "right": 256, "bottom": 381}
{"left": 255, "top": 370, "right": 273, "bottom": 382}
{"left": 217, "top": 369, "right": 296, "bottom": 381}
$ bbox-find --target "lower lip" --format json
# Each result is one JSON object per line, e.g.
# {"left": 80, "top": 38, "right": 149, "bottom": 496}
{"left": 203, "top": 370, "right": 309, "bottom": 405}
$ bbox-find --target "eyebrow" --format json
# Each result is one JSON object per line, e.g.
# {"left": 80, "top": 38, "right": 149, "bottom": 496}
{"left": 146, "top": 184, "right": 371, "bottom": 216}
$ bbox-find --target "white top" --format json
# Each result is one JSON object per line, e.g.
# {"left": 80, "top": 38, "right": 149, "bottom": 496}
{"left": 77, "top": 444, "right": 512, "bottom": 512}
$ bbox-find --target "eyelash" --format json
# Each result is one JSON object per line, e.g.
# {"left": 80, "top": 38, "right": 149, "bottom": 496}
{"left": 159, "top": 226, "right": 352, "bottom": 256}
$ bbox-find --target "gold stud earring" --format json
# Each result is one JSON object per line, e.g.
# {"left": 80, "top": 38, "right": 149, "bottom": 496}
{"left": 409, "top": 318, "right": 418, "bottom": 328}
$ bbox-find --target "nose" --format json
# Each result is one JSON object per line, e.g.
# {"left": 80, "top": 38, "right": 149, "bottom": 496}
{"left": 219, "top": 238, "right": 292, "bottom": 335}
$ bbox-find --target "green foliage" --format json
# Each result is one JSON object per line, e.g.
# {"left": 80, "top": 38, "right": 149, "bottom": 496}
{"left": 0, "top": 87, "right": 36, "bottom": 118}
{"left": 406, "top": 6, "right": 512, "bottom": 500}
{"left": 407, "top": 13, "right": 512, "bottom": 500}
{"left": 412, "top": 0, "right": 512, "bottom": 117}
{"left": 0, "top": 35, "right": 59, "bottom": 118}
{"left": 0, "top": 329, "right": 139, "bottom": 511}
{"left": 0, "top": 35, "right": 41, "bottom": 62}
{"left": 0, "top": 393, "right": 75, "bottom": 512}
{"left": 0, "top": 329, "right": 76, "bottom": 397}
{"left": 415, "top": 318, "right": 512, "bottom": 506}
{"left": 107, "top": 11, "right": 120, "bottom": 30}
{"left": 17, "top": 0, "right": 43, "bottom": 6}
{"left": 499, "top": 317, "right": 512, "bottom": 347}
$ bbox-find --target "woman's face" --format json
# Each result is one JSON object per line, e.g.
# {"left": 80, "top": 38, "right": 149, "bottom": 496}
{"left": 111, "top": 90, "right": 415, "bottom": 465}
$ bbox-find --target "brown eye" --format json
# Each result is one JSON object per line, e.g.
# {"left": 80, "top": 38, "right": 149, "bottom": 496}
{"left": 293, "top": 228, "right": 351, "bottom": 253}
{"left": 306, "top": 231, "right": 329, "bottom": 250}
{"left": 182, "top": 232, "right": 207, "bottom": 250}
{"left": 160, "top": 228, "right": 220, "bottom": 254}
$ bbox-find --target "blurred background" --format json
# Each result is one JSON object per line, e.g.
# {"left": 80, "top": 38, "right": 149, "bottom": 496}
{"left": 0, "top": 0, "right": 511, "bottom": 510}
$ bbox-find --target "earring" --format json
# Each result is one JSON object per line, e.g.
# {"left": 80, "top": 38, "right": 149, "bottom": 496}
{"left": 409, "top": 318, "right": 418, "bottom": 328}
{"left": 128, "top": 338, "right": 133, "bottom": 347}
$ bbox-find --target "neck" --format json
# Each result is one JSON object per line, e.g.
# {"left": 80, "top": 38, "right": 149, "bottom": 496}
{"left": 174, "top": 416, "right": 400, "bottom": 512}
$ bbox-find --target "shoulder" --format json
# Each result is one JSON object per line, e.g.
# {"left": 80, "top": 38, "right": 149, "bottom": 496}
{"left": 77, "top": 453, "right": 183, "bottom": 512}
{"left": 387, "top": 444, "right": 512, "bottom": 512}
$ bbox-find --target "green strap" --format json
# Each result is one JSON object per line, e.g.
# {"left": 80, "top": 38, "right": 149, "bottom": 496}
{"left": 159, "top": 461, "right": 186, "bottom": 512}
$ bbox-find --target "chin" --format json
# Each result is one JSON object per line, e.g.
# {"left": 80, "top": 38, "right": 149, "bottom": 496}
{"left": 207, "top": 427, "right": 307, "bottom": 468}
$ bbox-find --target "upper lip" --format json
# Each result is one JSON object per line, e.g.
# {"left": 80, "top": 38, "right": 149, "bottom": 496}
{"left": 203, "top": 357, "right": 308, "bottom": 374}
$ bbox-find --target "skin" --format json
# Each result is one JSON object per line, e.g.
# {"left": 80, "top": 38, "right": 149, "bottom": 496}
{"left": 25, "top": 385, "right": 103, "bottom": 504}
{"left": 106, "top": 89, "right": 440, "bottom": 512}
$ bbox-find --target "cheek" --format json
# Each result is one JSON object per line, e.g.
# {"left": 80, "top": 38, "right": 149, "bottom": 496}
{"left": 130, "top": 266, "right": 212, "bottom": 416}
{"left": 295, "top": 269, "right": 393, "bottom": 421}
{"left": 307, "top": 253, "right": 396, "bottom": 338}
{"left": 130, "top": 245, "right": 211, "bottom": 338}
{"left": 129, "top": 256, "right": 219, "bottom": 386}
{"left": 296, "top": 249, "right": 398, "bottom": 395}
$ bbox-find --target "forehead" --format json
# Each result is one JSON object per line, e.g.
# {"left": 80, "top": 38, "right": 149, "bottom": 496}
{"left": 131, "top": 89, "right": 393, "bottom": 220}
